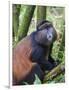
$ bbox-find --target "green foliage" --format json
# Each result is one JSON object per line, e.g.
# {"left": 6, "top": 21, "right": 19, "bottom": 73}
{"left": 34, "top": 74, "right": 41, "bottom": 84}
{"left": 58, "top": 51, "right": 65, "bottom": 62}
{"left": 44, "top": 72, "right": 65, "bottom": 84}
{"left": 52, "top": 73, "right": 65, "bottom": 83}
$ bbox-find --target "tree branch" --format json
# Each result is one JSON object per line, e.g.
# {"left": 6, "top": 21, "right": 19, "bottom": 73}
{"left": 43, "top": 61, "right": 65, "bottom": 83}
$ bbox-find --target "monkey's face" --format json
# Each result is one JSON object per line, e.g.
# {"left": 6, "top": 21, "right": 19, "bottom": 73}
{"left": 35, "top": 26, "right": 57, "bottom": 46}
{"left": 45, "top": 26, "right": 57, "bottom": 45}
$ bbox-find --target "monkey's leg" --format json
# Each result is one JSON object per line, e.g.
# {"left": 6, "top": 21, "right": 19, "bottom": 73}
{"left": 19, "top": 63, "right": 44, "bottom": 85}
{"left": 37, "top": 58, "right": 55, "bottom": 71}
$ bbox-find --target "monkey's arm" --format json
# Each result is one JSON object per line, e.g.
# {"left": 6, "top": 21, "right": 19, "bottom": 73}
{"left": 38, "top": 58, "right": 54, "bottom": 71}
{"left": 31, "top": 46, "right": 44, "bottom": 62}
{"left": 32, "top": 51, "right": 54, "bottom": 71}
{"left": 31, "top": 47, "right": 54, "bottom": 71}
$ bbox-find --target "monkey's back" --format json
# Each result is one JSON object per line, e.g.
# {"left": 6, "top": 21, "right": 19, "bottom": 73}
{"left": 13, "top": 36, "right": 33, "bottom": 84}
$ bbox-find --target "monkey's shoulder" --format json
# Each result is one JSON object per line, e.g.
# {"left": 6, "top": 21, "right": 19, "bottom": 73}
{"left": 13, "top": 36, "right": 32, "bottom": 58}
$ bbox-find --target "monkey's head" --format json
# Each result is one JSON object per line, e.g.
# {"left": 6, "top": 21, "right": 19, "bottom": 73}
{"left": 35, "top": 20, "right": 57, "bottom": 46}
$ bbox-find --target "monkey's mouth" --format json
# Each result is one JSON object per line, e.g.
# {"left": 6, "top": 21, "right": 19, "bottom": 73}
{"left": 45, "top": 38, "right": 53, "bottom": 46}
{"left": 46, "top": 33, "right": 53, "bottom": 41}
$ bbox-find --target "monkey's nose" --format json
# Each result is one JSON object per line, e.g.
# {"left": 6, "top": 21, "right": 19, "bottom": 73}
{"left": 49, "top": 35, "right": 52, "bottom": 40}
{"left": 47, "top": 34, "right": 53, "bottom": 41}
{"left": 49, "top": 35, "right": 52, "bottom": 38}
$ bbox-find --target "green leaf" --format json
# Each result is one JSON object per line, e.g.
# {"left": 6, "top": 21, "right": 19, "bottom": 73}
{"left": 34, "top": 74, "right": 41, "bottom": 84}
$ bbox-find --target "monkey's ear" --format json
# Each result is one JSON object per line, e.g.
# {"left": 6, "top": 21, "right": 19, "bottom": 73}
{"left": 37, "top": 20, "right": 52, "bottom": 30}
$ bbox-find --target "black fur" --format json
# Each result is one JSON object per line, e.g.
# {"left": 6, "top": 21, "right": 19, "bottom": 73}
{"left": 30, "top": 31, "right": 57, "bottom": 71}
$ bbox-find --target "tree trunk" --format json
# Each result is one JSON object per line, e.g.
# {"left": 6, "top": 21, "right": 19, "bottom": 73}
{"left": 17, "top": 5, "right": 35, "bottom": 42}
{"left": 12, "top": 4, "right": 21, "bottom": 42}
{"left": 37, "top": 6, "right": 46, "bottom": 24}
{"left": 43, "top": 61, "right": 65, "bottom": 83}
